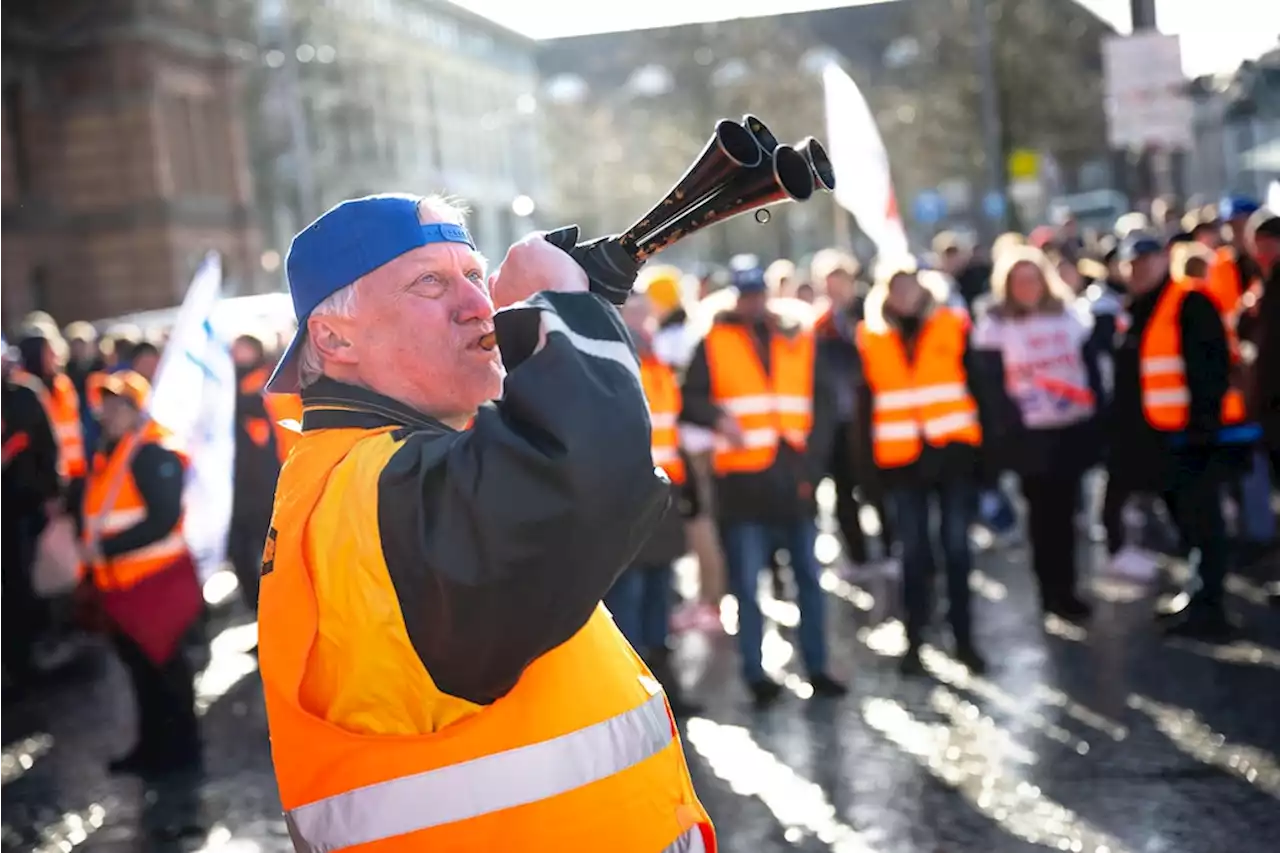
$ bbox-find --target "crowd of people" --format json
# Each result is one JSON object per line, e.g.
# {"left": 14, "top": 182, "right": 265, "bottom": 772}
{"left": 2, "top": 316, "right": 298, "bottom": 776}
{"left": 2, "top": 192, "right": 1277, "bottom": 789}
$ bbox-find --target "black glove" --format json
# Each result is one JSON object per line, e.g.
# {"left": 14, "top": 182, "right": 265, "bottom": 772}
{"left": 543, "top": 226, "right": 641, "bottom": 306}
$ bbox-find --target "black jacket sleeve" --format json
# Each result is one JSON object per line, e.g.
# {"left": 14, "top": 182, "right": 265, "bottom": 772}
{"left": 678, "top": 340, "right": 722, "bottom": 428}
{"left": 99, "top": 444, "right": 185, "bottom": 558}
{"left": 375, "top": 291, "right": 670, "bottom": 706}
{"left": 5, "top": 382, "right": 61, "bottom": 506}
{"left": 806, "top": 349, "right": 838, "bottom": 486}
{"left": 1180, "top": 290, "right": 1230, "bottom": 438}
{"left": 851, "top": 372, "right": 877, "bottom": 491}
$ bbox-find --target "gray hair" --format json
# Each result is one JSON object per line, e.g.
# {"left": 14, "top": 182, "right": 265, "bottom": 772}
{"left": 296, "top": 194, "right": 475, "bottom": 389}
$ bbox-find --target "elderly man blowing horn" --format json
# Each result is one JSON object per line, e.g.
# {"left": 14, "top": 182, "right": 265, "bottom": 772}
{"left": 258, "top": 193, "right": 713, "bottom": 853}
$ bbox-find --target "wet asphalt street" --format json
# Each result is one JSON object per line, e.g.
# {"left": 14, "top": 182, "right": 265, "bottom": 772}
{"left": 3, "top": 517, "right": 1279, "bottom": 853}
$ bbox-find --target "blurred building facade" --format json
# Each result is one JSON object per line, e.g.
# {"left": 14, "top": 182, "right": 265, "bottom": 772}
{"left": 2, "top": 0, "right": 263, "bottom": 327}
{"left": 249, "top": 0, "right": 544, "bottom": 270}
{"left": 538, "top": 0, "right": 1117, "bottom": 266}
{"left": 1185, "top": 45, "right": 1280, "bottom": 204}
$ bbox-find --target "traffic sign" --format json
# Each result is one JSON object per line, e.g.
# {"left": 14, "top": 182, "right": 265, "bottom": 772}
{"left": 982, "top": 191, "right": 1006, "bottom": 221}
{"left": 912, "top": 190, "right": 947, "bottom": 225}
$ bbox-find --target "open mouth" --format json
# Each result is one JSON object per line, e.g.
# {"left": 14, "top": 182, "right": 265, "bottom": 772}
{"left": 476, "top": 331, "right": 497, "bottom": 351}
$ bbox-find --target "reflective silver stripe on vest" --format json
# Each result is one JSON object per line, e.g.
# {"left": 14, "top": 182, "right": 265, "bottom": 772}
{"left": 665, "top": 826, "right": 708, "bottom": 853}
{"left": 286, "top": 692, "right": 674, "bottom": 853}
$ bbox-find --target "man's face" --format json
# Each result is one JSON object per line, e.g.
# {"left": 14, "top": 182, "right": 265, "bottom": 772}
{"left": 620, "top": 295, "right": 655, "bottom": 349}
{"left": 1250, "top": 234, "right": 1280, "bottom": 276}
{"left": 99, "top": 395, "right": 140, "bottom": 440}
{"left": 885, "top": 273, "right": 926, "bottom": 316}
{"left": 69, "top": 339, "right": 94, "bottom": 363}
{"left": 941, "top": 247, "right": 965, "bottom": 275}
{"left": 133, "top": 351, "right": 160, "bottom": 382}
{"left": 232, "top": 339, "right": 262, "bottom": 369}
{"left": 1126, "top": 253, "right": 1168, "bottom": 294}
{"left": 736, "top": 291, "right": 768, "bottom": 320}
{"left": 1193, "top": 224, "right": 1222, "bottom": 249}
{"left": 322, "top": 239, "right": 500, "bottom": 422}
{"left": 825, "top": 271, "right": 857, "bottom": 308}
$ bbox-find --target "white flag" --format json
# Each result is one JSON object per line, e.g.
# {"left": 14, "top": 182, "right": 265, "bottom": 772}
{"left": 148, "top": 253, "right": 237, "bottom": 582}
{"left": 1268, "top": 180, "right": 1280, "bottom": 214}
{"left": 823, "top": 62, "right": 910, "bottom": 258}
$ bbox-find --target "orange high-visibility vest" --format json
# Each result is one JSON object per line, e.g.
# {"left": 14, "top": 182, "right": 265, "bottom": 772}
{"left": 641, "top": 356, "right": 686, "bottom": 485}
{"left": 42, "top": 374, "right": 86, "bottom": 479}
{"left": 704, "top": 322, "right": 814, "bottom": 475}
{"left": 260, "top": 425, "right": 714, "bottom": 853}
{"left": 83, "top": 423, "right": 189, "bottom": 591}
{"left": 856, "top": 310, "right": 982, "bottom": 469}
{"left": 1204, "top": 246, "right": 1246, "bottom": 319}
{"left": 16, "top": 369, "right": 86, "bottom": 479}
{"left": 240, "top": 366, "right": 303, "bottom": 463}
{"left": 1140, "top": 281, "right": 1247, "bottom": 432}
{"left": 265, "top": 392, "right": 303, "bottom": 462}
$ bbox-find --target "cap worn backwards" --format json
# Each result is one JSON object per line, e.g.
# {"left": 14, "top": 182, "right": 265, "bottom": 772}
{"left": 266, "top": 193, "right": 478, "bottom": 394}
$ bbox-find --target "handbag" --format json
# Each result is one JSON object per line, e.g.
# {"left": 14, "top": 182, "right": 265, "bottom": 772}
{"left": 33, "top": 514, "right": 83, "bottom": 598}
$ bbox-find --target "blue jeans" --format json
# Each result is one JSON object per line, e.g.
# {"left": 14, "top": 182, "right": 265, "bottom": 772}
{"left": 721, "top": 519, "right": 828, "bottom": 684}
{"left": 886, "top": 482, "right": 974, "bottom": 649}
{"left": 604, "top": 563, "right": 673, "bottom": 654}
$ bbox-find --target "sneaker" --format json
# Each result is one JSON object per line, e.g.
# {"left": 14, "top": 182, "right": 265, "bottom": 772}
{"left": 747, "top": 678, "right": 784, "bottom": 709}
{"left": 809, "top": 673, "right": 849, "bottom": 698}
{"left": 1161, "top": 604, "right": 1234, "bottom": 642}
{"left": 955, "top": 643, "right": 988, "bottom": 675}
{"left": 1045, "top": 595, "right": 1093, "bottom": 623}
{"left": 898, "top": 647, "right": 925, "bottom": 676}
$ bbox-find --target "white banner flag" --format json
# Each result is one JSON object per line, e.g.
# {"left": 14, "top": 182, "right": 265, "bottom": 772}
{"left": 823, "top": 62, "right": 910, "bottom": 258}
{"left": 148, "top": 253, "right": 237, "bottom": 582}
{"left": 1268, "top": 180, "right": 1280, "bottom": 214}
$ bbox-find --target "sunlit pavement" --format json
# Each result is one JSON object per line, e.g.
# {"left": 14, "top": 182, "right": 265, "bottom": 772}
{"left": 3, "top": 527, "right": 1279, "bottom": 853}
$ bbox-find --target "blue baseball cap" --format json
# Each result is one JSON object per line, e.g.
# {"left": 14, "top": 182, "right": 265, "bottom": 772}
{"left": 267, "top": 193, "right": 476, "bottom": 393}
{"left": 1219, "top": 195, "right": 1259, "bottom": 221}
{"left": 1117, "top": 232, "right": 1163, "bottom": 263}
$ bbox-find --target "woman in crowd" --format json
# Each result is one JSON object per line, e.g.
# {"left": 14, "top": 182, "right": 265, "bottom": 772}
{"left": 971, "top": 247, "right": 1102, "bottom": 621}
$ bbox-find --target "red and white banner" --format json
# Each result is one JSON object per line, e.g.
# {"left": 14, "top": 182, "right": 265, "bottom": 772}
{"left": 823, "top": 62, "right": 909, "bottom": 258}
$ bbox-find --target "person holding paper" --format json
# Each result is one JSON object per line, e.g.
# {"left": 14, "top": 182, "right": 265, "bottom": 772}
{"left": 970, "top": 246, "right": 1103, "bottom": 621}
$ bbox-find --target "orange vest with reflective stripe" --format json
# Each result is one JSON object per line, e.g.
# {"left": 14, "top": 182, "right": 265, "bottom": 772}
{"left": 16, "top": 369, "right": 85, "bottom": 479}
{"left": 856, "top": 310, "right": 982, "bottom": 469}
{"left": 704, "top": 322, "right": 814, "bottom": 475}
{"left": 1139, "top": 281, "right": 1247, "bottom": 432}
{"left": 260, "top": 426, "right": 714, "bottom": 853}
{"left": 83, "top": 423, "right": 189, "bottom": 591}
{"left": 641, "top": 356, "right": 686, "bottom": 485}
{"left": 38, "top": 373, "right": 86, "bottom": 479}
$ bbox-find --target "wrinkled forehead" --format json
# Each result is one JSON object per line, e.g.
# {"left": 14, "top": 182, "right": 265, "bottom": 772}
{"left": 369, "top": 241, "right": 487, "bottom": 284}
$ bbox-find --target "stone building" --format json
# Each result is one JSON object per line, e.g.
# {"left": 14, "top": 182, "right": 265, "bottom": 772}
{"left": 2, "top": 0, "right": 262, "bottom": 326}
{"left": 249, "top": 0, "right": 544, "bottom": 268}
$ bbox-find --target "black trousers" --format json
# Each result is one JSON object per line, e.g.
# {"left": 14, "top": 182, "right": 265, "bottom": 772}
{"left": 829, "top": 422, "right": 894, "bottom": 563}
{"left": 112, "top": 632, "right": 200, "bottom": 763}
{"left": 1168, "top": 472, "right": 1228, "bottom": 607}
{"left": 1022, "top": 473, "right": 1081, "bottom": 609}
{"left": 1, "top": 514, "right": 48, "bottom": 684}
{"left": 228, "top": 511, "right": 271, "bottom": 610}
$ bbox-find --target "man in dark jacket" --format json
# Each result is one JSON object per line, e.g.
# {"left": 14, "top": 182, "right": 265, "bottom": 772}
{"left": 2, "top": 343, "right": 62, "bottom": 692}
{"left": 1102, "top": 233, "right": 1250, "bottom": 639}
{"left": 229, "top": 334, "right": 283, "bottom": 609}
{"left": 1240, "top": 208, "right": 1280, "bottom": 482}
{"left": 811, "top": 249, "right": 894, "bottom": 573}
{"left": 681, "top": 265, "right": 846, "bottom": 707}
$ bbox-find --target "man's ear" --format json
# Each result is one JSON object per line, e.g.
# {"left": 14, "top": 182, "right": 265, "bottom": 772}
{"left": 307, "top": 315, "right": 357, "bottom": 365}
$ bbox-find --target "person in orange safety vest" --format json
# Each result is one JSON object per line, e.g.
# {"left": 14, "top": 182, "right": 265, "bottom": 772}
{"left": 1103, "top": 233, "right": 1257, "bottom": 642}
{"left": 680, "top": 260, "right": 847, "bottom": 709}
{"left": 257, "top": 194, "right": 713, "bottom": 853}
{"left": 606, "top": 290, "right": 701, "bottom": 716}
{"left": 854, "top": 260, "right": 987, "bottom": 677}
{"left": 80, "top": 370, "right": 202, "bottom": 777}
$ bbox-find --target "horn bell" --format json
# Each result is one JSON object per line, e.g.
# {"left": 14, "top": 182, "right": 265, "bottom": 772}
{"left": 796, "top": 136, "right": 836, "bottom": 192}
{"left": 620, "top": 119, "right": 761, "bottom": 250}
{"left": 743, "top": 114, "right": 778, "bottom": 155}
{"left": 630, "top": 144, "right": 816, "bottom": 262}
